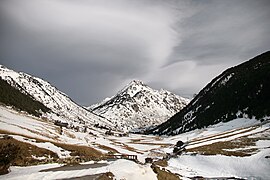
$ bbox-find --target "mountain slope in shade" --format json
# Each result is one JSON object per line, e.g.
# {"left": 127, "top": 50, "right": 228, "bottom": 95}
{"left": 0, "top": 65, "right": 111, "bottom": 128}
{"left": 0, "top": 78, "right": 50, "bottom": 117}
{"left": 88, "top": 80, "right": 190, "bottom": 131}
{"left": 148, "top": 51, "right": 270, "bottom": 135}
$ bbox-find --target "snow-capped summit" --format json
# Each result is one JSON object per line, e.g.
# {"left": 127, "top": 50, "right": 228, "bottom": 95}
{"left": 0, "top": 65, "right": 111, "bottom": 128}
{"left": 113, "top": 79, "right": 153, "bottom": 100}
{"left": 88, "top": 80, "right": 190, "bottom": 131}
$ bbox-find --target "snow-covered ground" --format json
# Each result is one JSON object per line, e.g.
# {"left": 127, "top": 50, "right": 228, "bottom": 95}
{"left": 163, "top": 119, "right": 270, "bottom": 179}
{"left": 168, "top": 148, "right": 270, "bottom": 179}
{"left": 1, "top": 104, "right": 269, "bottom": 179}
{"left": 2, "top": 159, "right": 157, "bottom": 180}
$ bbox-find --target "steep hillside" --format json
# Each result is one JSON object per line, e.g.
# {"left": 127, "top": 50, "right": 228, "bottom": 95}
{"left": 0, "top": 65, "right": 111, "bottom": 128}
{"left": 88, "top": 80, "right": 189, "bottom": 131}
{"left": 149, "top": 51, "right": 270, "bottom": 135}
{"left": 0, "top": 78, "right": 50, "bottom": 117}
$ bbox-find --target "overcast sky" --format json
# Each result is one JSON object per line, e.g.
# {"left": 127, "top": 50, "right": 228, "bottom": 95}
{"left": 1, "top": 0, "right": 270, "bottom": 105}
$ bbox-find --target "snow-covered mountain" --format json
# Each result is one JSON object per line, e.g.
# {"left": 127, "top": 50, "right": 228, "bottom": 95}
{"left": 0, "top": 65, "right": 111, "bottom": 128}
{"left": 149, "top": 51, "right": 270, "bottom": 135}
{"left": 0, "top": 65, "right": 189, "bottom": 132}
{"left": 88, "top": 80, "right": 190, "bottom": 131}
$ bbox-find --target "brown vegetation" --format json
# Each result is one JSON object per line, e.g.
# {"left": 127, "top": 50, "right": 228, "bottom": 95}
{"left": 0, "top": 139, "right": 20, "bottom": 175}
{"left": 96, "top": 144, "right": 119, "bottom": 154}
{"left": 0, "top": 130, "right": 105, "bottom": 167}
{"left": 63, "top": 130, "right": 76, "bottom": 139}
{"left": 187, "top": 136, "right": 261, "bottom": 157}
{"left": 111, "top": 140, "right": 143, "bottom": 154}
{"left": 54, "top": 142, "right": 104, "bottom": 161}
{"left": 130, "top": 139, "right": 144, "bottom": 143}
{"left": 188, "top": 127, "right": 257, "bottom": 146}
{"left": 97, "top": 172, "right": 114, "bottom": 180}
{"left": 132, "top": 142, "right": 172, "bottom": 147}
{"left": 153, "top": 159, "right": 168, "bottom": 167}
{"left": 151, "top": 164, "right": 181, "bottom": 180}
{"left": 0, "top": 135, "right": 58, "bottom": 175}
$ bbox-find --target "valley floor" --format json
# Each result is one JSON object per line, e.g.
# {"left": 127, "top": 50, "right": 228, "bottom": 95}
{"left": 0, "top": 105, "right": 270, "bottom": 179}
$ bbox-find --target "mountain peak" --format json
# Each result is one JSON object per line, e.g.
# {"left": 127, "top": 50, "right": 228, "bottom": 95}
{"left": 88, "top": 80, "right": 190, "bottom": 131}
{"left": 117, "top": 80, "right": 149, "bottom": 98}
{"left": 125, "top": 80, "right": 147, "bottom": 91}
{"left": 129, "top": 80, "right": 145, "bottom": 86}
{"left": 0, "top": 65, "right": 11, "bottom": 72}
{"left": 0, "top": 65, "right": 7, "bottom": 69}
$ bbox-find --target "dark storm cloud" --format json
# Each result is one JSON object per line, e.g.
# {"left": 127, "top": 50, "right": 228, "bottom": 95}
{"left": 147, "top": 0, "right": 270, "bottom": 98}
{"left": 166, "top": 0, "right": 270, "bottom": 66}
{"left": 0, "top": 0, "right": 179, "bottom": 104}
{"left": 0, "top": 0, "right": 269, "bottom": 104}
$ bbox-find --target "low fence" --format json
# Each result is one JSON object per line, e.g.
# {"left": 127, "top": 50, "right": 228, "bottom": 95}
{"left": 106, "top": 154, "right": 138, "bottom": 161}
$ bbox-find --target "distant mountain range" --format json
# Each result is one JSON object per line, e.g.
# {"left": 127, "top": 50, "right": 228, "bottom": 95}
{"left": 1, "top": 51, "right": 268, "bottom": 135}
{"left": 0, "top": 66, "right": 189, "bottom": 132}
{"left": 148, "top": 51, "right": 270, "bottom": 135}
{"left": 87, "top": 80, "right": 189, "bottom": 131}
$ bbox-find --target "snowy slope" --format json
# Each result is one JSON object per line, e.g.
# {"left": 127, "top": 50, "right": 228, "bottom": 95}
{"left": 150, "top": 51, "right": 270, "bottom": 135}
{"left": 3, "top": 159, "right": 157, "bottom": 180}
{"left": 0, "top": 65, "right": 111, "bottom": 128}
{"left": 168, "top": 149, "right": 270, "bottom": 179}
{"left": 1, "top": 104, "right": 269, "bottom": 180}
{"left": 88, "top": 80, "right": 190, "bottom": 131}
{"left": 165, "top": 119, "right": 270, "bottom": 179}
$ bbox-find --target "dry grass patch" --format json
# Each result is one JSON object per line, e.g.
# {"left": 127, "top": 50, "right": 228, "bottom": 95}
{"left": 0, "top": 129, "right": 48, "bottom": 143}
{"left": 122, "top": 144, "right": 143, "bottom": 154}
{"left": 153, "top": 159, "right": 168, "bottom": 167}
{"left": 51, "top": 125, "right": 62, "bottom": 134}
{"left": 97, "top": 172, "right": 114, "bottom": 180}
{"left": 187, "top": 136, "right": 260, "bottom": 157}
{"left": 64, "top": 130, "right": 76, "bottom": 139}
{"left": 54, "top": 142, "right": 104, "bottom": 161}
{"left": 96, "top": 144, "right": 119, "bottom": 154}
{"left": 0, "top": 129, "right": 104, "bottom": 161}
{"left": 132, "top": 142, "right": 172, "bottom": 147}
{"left": 129, "top": 139, "right": 172, "bottom": 149}
{"left": 0, "top": 123, "right": 58, "bottom": 140}
{"left": 111, "top": 140, "right": 143, "bottom": 154}
{"left": 130, "top": 139, "right": 144, "bottom": 143}
{"left": 0, "top": 136, "right": 58, "bottom": 167}
{"left": 153, "top": 136, "right": 163, "bottom": 141}
{"left": 189, "top": 127, "right": 256, "bottom": 146}
{"left": 151, "top": 164, "right": 181, "bottom": 180}
{"left": 189, "top": 127, "right": 245, "bottom": 143}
